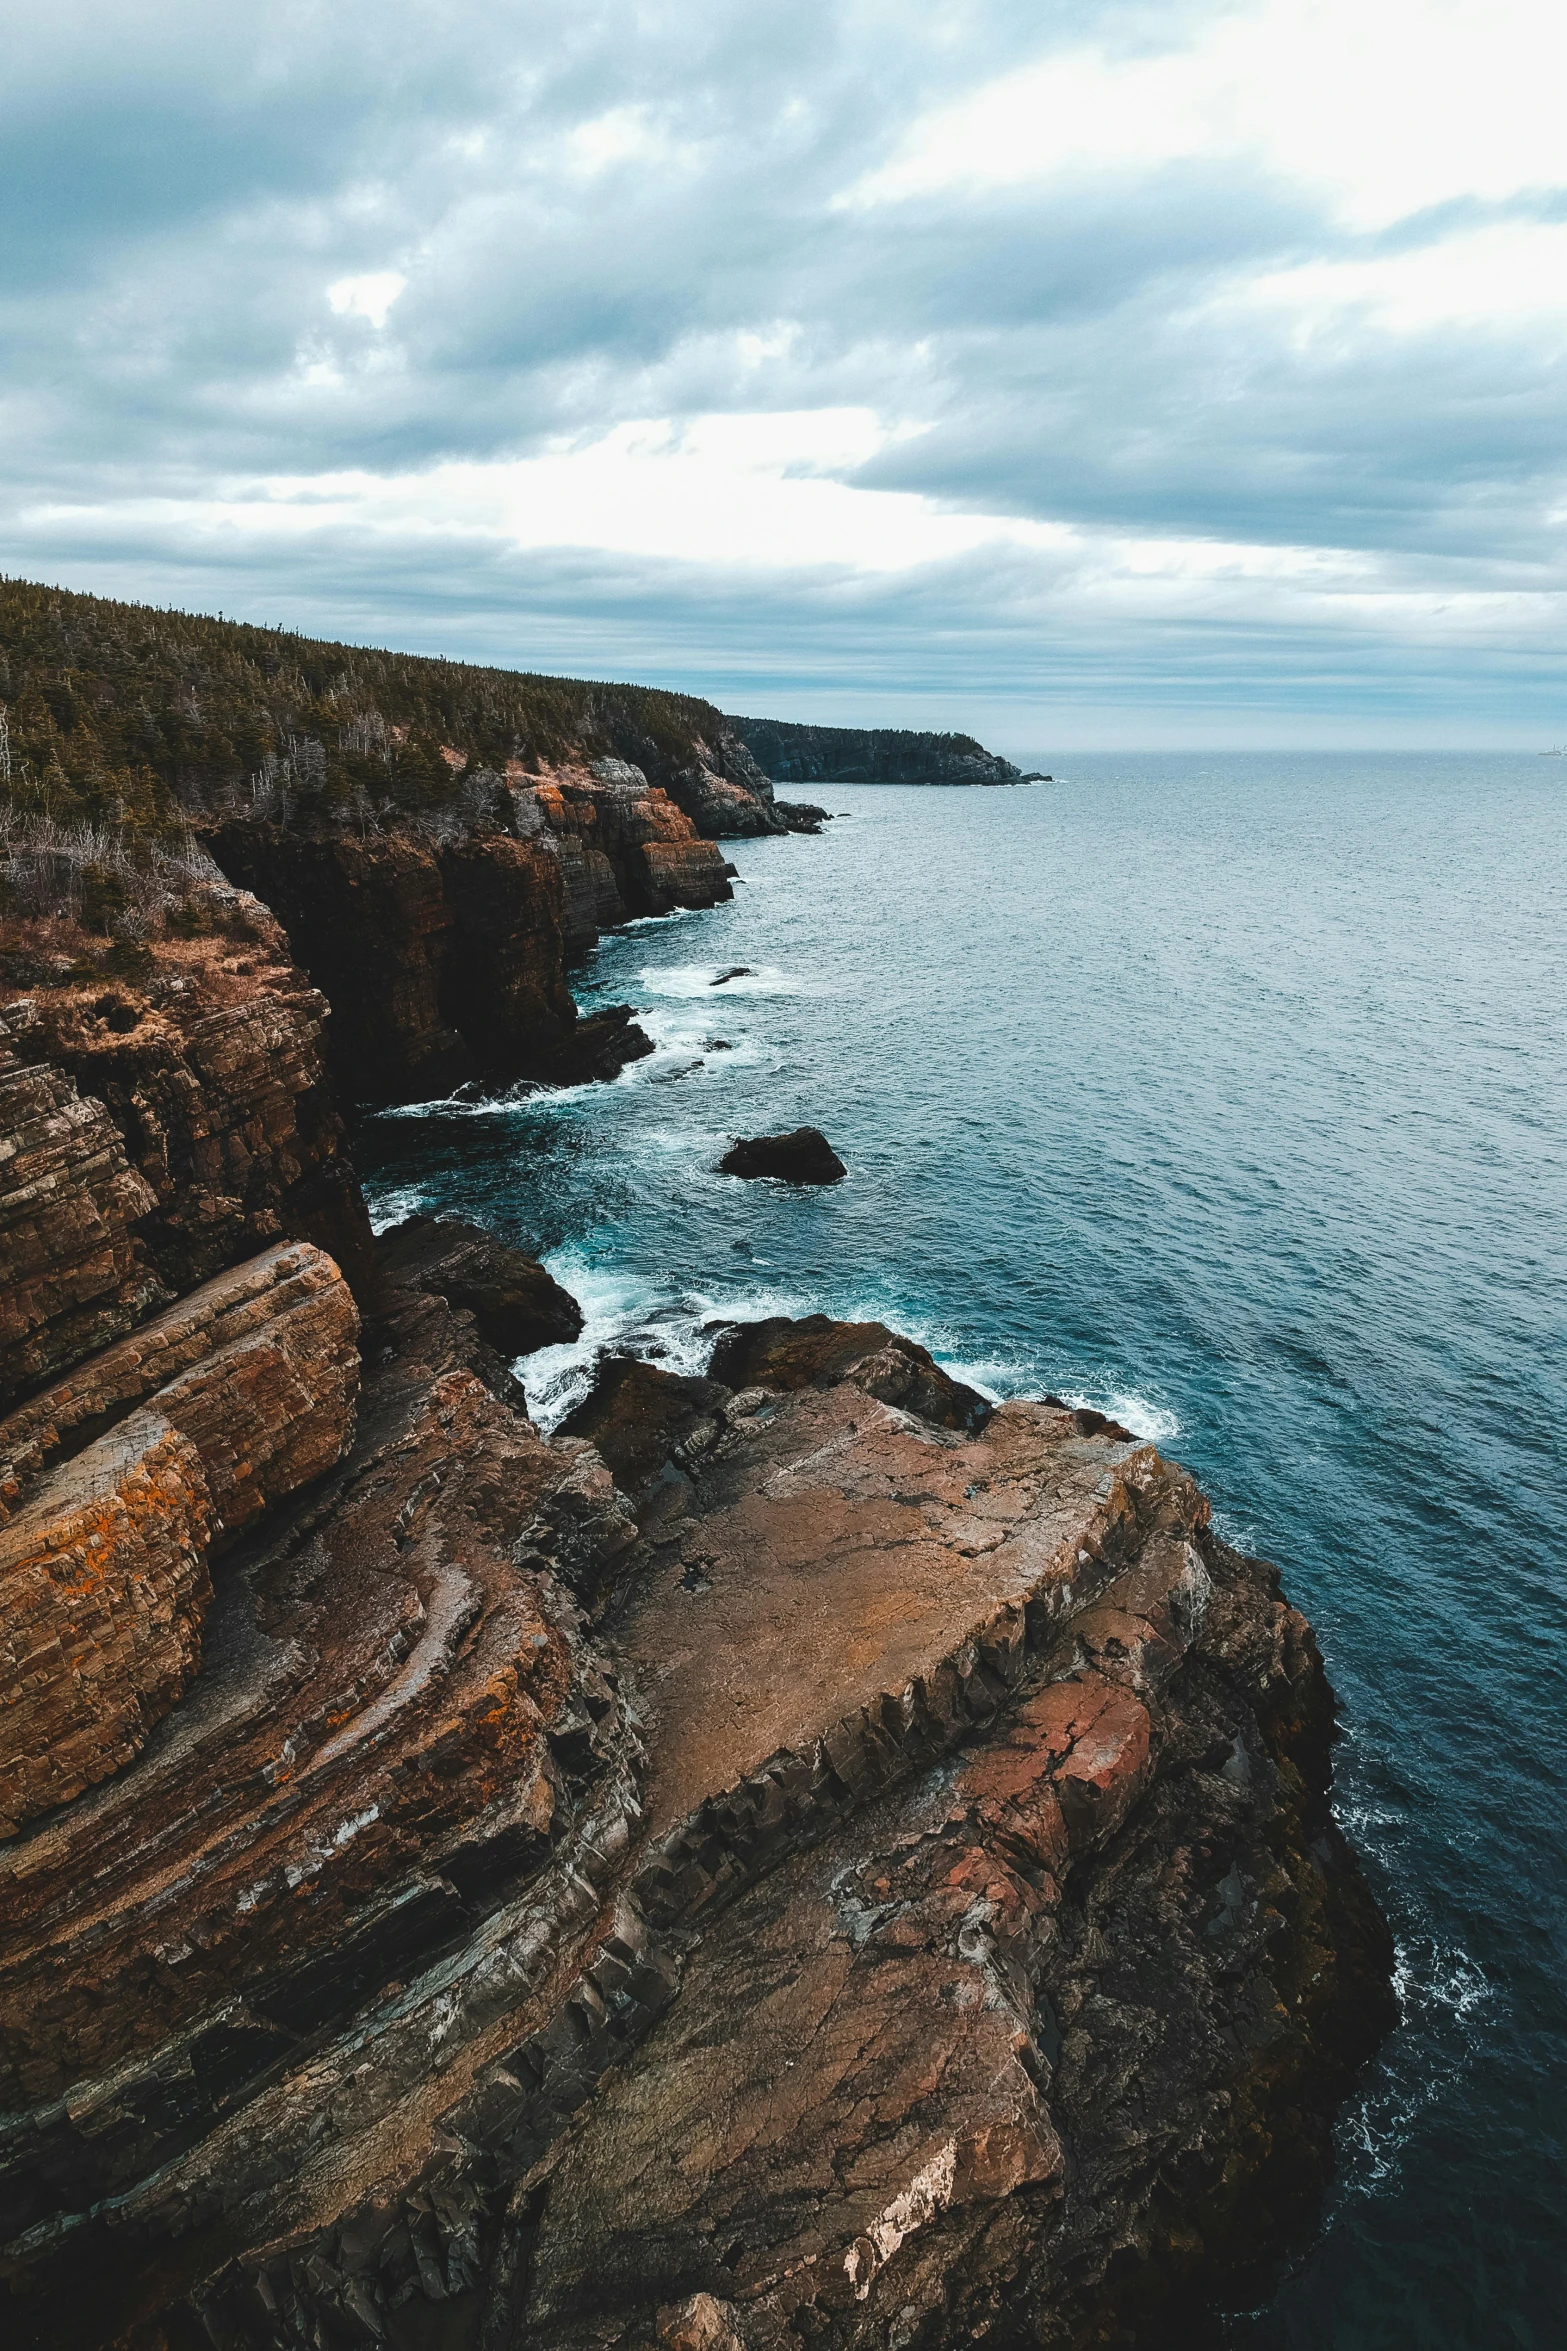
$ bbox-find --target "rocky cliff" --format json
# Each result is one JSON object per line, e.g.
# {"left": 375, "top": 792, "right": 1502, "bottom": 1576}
{"left": 0, "top": 1290, "right": 1393, "bottom": 2348}
{"left": 0, "top": 883, "right": 373, "bottom": 1404}
{"left": 731, "top": 717, "right": 1034, "bottom": 789}
{"left": 0, "top": 758, "right": 1392, "bottom": 2349}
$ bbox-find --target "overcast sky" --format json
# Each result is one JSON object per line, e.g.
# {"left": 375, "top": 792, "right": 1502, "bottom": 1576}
{"left": 5, "top": 0, "right": 1566, "bottom": 749}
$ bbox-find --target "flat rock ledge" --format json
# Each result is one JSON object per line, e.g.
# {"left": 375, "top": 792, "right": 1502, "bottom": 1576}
{"left": 0, "top": 1310, "right": 1393, "bottom": 2351}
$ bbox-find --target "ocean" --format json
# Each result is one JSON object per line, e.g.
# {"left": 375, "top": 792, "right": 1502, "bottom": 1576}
{"left": 357, "top": 752, "right": 1567, "bottom": 2347}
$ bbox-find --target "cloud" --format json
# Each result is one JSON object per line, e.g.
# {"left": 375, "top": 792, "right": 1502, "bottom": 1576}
{"left": 328, "top": 273, "right": 408, "bottom": 330}
{"left": 3, "top": 0, "right": 1566, "bottom": 743}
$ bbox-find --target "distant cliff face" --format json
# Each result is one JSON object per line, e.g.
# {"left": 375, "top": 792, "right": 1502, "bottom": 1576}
{"left": 731, "top": 714, "right": 1029, "bottom": 787}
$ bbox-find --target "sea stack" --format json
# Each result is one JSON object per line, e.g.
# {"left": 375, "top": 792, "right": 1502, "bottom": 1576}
{"left": 718, "top": 1126, "right": 848, "bottom": 1183}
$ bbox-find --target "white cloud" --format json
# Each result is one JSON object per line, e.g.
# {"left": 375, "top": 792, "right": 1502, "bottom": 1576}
{"left": 1239, "top": 221, "right": 1567, "bottom": 342}
{"left": 846, "top": 0, "right": 1567, "bottom": 233}
{"left": 326, "top": 271, "right": 407, "bottom": 329}
{"left": 26, "top": 412, "right": 1064, "bottom": 575}
{"left": 6, "top": 0, "right": 1567, "bottom": 738}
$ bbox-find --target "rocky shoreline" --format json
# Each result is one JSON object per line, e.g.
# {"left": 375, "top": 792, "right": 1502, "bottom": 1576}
{"left": 0, "top": 775, "right": 1394, "bottom": 2349}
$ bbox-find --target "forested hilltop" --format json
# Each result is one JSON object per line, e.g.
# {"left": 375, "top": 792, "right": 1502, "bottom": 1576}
{"left": 733, "top": 712, "right": 1038, "bottom": 786}
{"left": 0, "top": 578, "right": 1031, "bottom": 841}
{"left": 0, "top": 577, "right": 759, "bottom": 835}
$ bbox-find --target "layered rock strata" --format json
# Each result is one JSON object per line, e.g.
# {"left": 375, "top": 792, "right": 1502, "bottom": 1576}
{"left": 0, "top": 1239, "right": 360, "bottom": 1535}
{"left": 0, "top": 1056, "right": 166, "bottom": 1413}
{"left": 0, "top": 891, "right": 374, "bottom": 1330}
{"left": 0, "top": 1242, "right": 359, "bottom": 1837}
{"left": 0, "top": 1405, "right": 213, "bottom": 1840}
{"left": 514, "top": 764, "right": 740, "bottom": 955}
{"left": 663, "top": 728, "right": 786, "bottom": 839}
{"left": 0, "top": 1315, "right": 1391, "bottom": 2348}
{"left": 0, "top": 1280, "right": 637, "bottom": 2311}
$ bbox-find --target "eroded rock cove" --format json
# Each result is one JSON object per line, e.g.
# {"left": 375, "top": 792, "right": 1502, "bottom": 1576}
{"left": 0, "top": 807, "right": 1393, "bottom": 2350}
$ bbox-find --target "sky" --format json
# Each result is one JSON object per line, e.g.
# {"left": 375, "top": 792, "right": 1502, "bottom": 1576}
{"left": 4, "top": 0, "right": 1567, "bottom": 751}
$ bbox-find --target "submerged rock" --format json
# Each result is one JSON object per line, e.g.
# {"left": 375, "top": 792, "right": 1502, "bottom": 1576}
{"left": 718, "top": 1125, "right": 847, "bottom": 1183}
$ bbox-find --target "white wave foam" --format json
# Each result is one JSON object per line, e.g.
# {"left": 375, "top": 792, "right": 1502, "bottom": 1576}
{"left": 1321, "top": 1917, "right": 1496, "bottom": 2204}
{"left": 930, "top": 1355, "right": 1018, "bottom": 1403}
{"left": 366, "top": 1184, "right": 432, "bottom": 1234}
{"left": 370, "top": 1078, "right": 566, "bottom": 1122}
{"left": 617, "top": 904, "right": 707, "bottom": 929}
{"left": 521, "top": 1263, "right": 828, "bottom": 1432}
{"left": 1055, "top": 1385, "right": 1181, "bottom": 1444}
{"left": 521, "top": 1260, "right": 659, "bottom": 1431}
{"left": 623, "top": 1003, "right": 776, "bottom": 1073}
{"left": 1391, "top": 1935, "right": 1492, "bottom": 2027}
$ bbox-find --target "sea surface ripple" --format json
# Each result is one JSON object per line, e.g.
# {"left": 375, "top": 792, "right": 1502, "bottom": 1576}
{"left": 359, "top": 752, "right": 1567, "bottom": 2348}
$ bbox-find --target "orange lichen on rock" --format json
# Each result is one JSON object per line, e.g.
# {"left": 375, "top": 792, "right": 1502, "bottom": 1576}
{"left": 0, "top": 1407, "right": 212, "bottom": 1834}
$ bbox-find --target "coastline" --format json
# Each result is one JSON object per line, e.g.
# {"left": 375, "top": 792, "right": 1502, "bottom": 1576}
{"left": 1, "top": 743, "right": 1397, "bottom": 2348}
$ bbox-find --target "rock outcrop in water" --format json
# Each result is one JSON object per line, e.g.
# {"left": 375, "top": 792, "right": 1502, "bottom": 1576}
{"left": 718, "top": 1127, "right": 848, "bottom": 1184}
{"left": 377, "top": 1214, "right": 583, "bottom": 1358}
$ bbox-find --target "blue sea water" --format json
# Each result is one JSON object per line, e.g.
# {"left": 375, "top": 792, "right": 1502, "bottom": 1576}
{"left": 357, "top": 753, "right": 1567, "bottom": 2347}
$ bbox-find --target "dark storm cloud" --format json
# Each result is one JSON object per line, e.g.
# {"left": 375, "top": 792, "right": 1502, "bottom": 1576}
{"left": 3, "top": 0, "right": 1565, "bottom": 739}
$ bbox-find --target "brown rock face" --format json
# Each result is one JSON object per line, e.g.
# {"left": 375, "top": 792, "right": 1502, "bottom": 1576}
{"left": 0, "top": 1242, "right": 359, "bottom": 1838}
{"left": 666, "top": 728, "right": 786, "bottom": 839}
{"left": 377, "top": 1215, "right": 583, "bottom": 1356}
{"left": 0, "top": 1285, "right": 638, "bottom": 2281}
{"left": 520, "top": 1367, "right": 1395, "bottom": 2350}
{"left": 209, "top": 824, "right": 654, "bottom": 1104}
{"left": 518, "top": 764, "right": 736, "bottom": 955}
{"left": 0, "top": 1321, "right": 1391, "bottom": 2350}
{"left": 0, "top": 1059, "right": 168, "bottom": 1413}
{"left": 0, "top": 1239, "right": 361, "bottom": 1538}
{"left": 0, "top": 1407, "right": 212, "bottom": 1837}
{"left": 0, "top": 901, "right": 374, "bottom": 1314}
{"left": 559, "top": 1355, "right": 733, "bottom": 1518}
